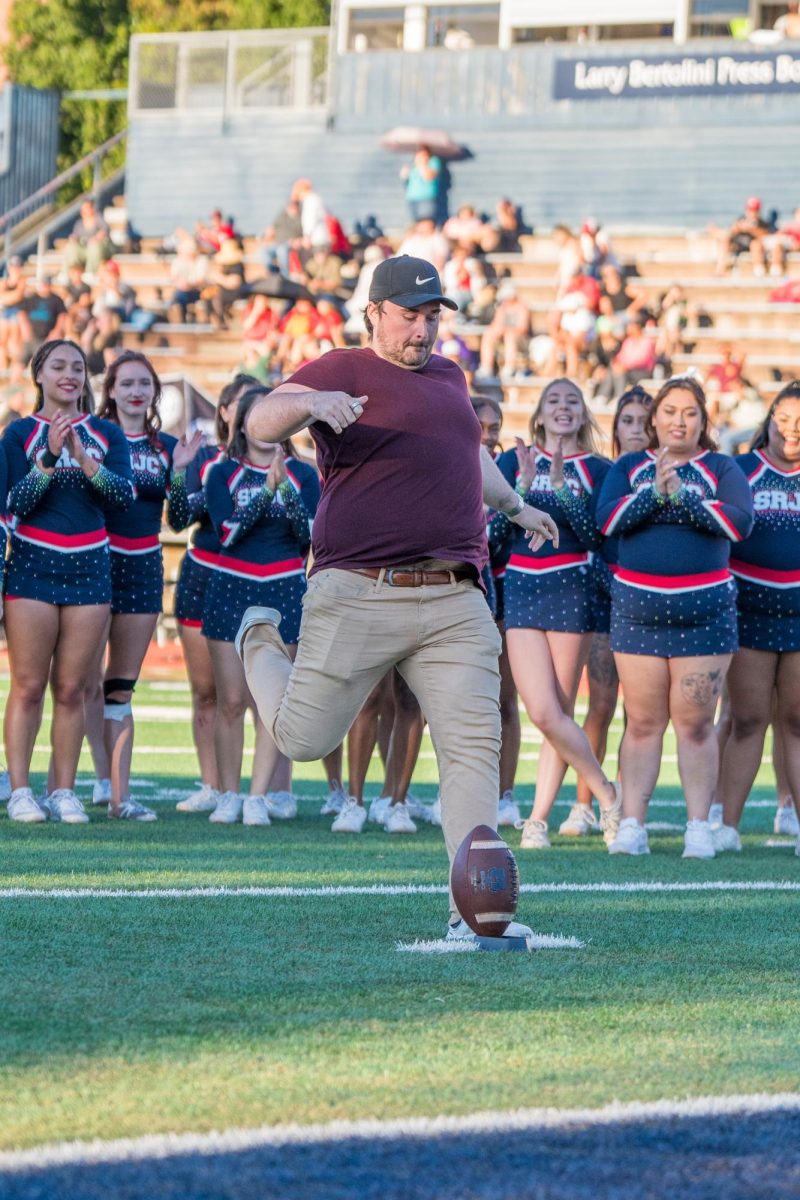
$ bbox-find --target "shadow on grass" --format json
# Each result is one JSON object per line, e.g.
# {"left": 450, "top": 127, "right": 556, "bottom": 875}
{"left": 1, "top": 1108, "right": 799, "bottom": 1199}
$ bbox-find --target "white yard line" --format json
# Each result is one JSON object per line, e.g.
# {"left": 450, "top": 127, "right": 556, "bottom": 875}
{"left": 0, "top": 1092, "right": 798, "bottom": 1173}
{"left": 1, "top": 880, "right": 799, "bottom": 900}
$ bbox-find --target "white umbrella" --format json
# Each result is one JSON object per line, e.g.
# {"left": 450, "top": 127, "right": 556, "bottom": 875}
{"left": 379, "top": 126, "right": 467, "bottom": 160}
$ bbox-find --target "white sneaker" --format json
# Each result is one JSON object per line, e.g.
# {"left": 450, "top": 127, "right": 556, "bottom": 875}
{"left": 320, "top": 787, "right": 346, "bottom": 815}
{"left": 176, "top": 783, "right": 220, "bottom": 813}
{"left": 708, "top": 802, "right": 723, "bottom": 829}
{"left": 109, "top": 798, "right": 157, "bottom": 822}
{"left": 608, "top": 817, "right": 650, "bottom": 855}
{"left": 46, "top": 788, "right": 89, "bottom": 825}
{"left": 7, "top": 787, "right": 47, "bottom": 824}
{"left": 384, "top": 802, "right": 418, "bottom": 834}
{"left": 331, "top": 797, "right": 367, "bottom": 833}
{"left": 233, "top": 606, "right": 281, "bottom": 660}
{"left": 264, "top": 791, "right": 297, "bottom": 820}
{"left": 404, "top": 794, "right": 425, "bottom": 819}
{"left": 243, "top": 795, "right": 271, "bottom": 827}
{"left": 497, "top": 791, "right": 521, "bottom": 827}
{"left": 712, "top": 823, "right": 741, "bottom": 853}
{"left": 683, "top": 819, "right": 715, "bottom": 859}
{"left": 558, "top": 803, "right": 599, "bottom": 837}
{"left": 774, "top": 804, "right": 800, "bottom": 837}
{"left": 368, "top": 795, "right": 393, "bottom": 824}
{"left": 518, "top": 817, "right": 550, "bottom": 849}
{"left": 209, "top": 791, "right": 244, "bottom": 824}
{"left": 446, "top": 917, "right": 534, "bottom": 944}
{"left": 0, "top": 770, "right": 11, "bottom": 802}
{"left": 92, "top": 778, "right": 112, "bottom": 807}
{"left": 427, "top": 796, "right": 442, "bottom": 827}
{"left": 599, "top": 781, "right": 623, "bottom": 847}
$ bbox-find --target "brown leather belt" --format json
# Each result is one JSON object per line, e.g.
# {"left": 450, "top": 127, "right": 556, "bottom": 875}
{"left": 353, "top": 567, "right": 473, "bottom": 588}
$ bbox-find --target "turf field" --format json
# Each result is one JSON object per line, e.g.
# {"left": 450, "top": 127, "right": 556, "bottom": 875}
{"left": 1, "top": 675, "right": 799, "bottom": 1197}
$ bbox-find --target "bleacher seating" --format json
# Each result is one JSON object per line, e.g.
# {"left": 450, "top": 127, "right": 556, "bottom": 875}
{"left": 32, "top": 228, "right": 800, "bottom": 450}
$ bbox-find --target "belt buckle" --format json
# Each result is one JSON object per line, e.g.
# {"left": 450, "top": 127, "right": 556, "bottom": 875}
{"left": 386, "top": 568, "right": 399, "bottom": 587}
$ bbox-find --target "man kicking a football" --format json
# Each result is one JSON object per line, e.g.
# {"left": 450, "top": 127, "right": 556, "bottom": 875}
{"left": 236, "top": 256, "right": 563, "bottom": 943}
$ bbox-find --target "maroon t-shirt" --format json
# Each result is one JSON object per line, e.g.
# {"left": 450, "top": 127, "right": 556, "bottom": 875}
{"left": 286, "top": 348, "right": 487, "bottom": 575}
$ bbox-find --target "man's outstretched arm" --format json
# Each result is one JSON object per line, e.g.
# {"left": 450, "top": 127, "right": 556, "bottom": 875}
{"left": 246, "top": 383, "right": 369, "bottom": 443}
{"left": 479, "top": 445, "right": 559, "bottom": 551}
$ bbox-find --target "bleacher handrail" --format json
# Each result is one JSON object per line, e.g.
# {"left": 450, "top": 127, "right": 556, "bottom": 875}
{"left": 0, "top": 128, "right": 127, "bottom": 233}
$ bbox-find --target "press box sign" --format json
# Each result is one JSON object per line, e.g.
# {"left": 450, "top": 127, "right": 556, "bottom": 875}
{"left": 553, "top": 51, "right": 800, "bottom": 99}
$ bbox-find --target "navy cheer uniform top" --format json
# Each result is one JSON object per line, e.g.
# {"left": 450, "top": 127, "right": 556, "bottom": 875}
{"left": 730, "top": 449, "right": 800, "bottom": 652}
{"left": 202, "top": 455, "right": 320, "bottom": 644}
{"left": 106, "top": 430, "right": 185, "bottom": 615}
{"left": 595, "top": 450, "right": 754, "bottom": 657}
{"left": 2, "top": 413, "right": 134, "bottom": 606}
{"left": 494, "top": 446, "right": 609, "bottom": 633}
{"left": 168, "top": 442, "right": 224, "bottom": 627}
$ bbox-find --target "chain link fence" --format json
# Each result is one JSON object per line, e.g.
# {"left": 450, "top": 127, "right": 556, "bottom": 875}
{"left": 129, "top": 30, "right": 329, "bottom": 114}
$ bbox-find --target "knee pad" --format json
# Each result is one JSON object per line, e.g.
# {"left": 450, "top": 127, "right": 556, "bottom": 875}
{"left": 103, "top": 701, "right": 132, "bottom": 721}
{"left": 103, "top": 677, "right": 137, "bottom": 700}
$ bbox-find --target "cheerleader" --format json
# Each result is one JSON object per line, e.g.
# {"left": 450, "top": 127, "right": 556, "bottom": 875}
{"left": 168, "top": 374, "right": 259, "bottom": 812}
{"left": 494, "top": 378, "right": 620, "bottom": 849}
{"left": 84, "top": 351, "right": 202, "bottom": 820}
{"left": 715, "top": 382, "right": 800, "bottom": 853}
{"left": 476, "top": 395, "right": 521, "bottom": 826}
{"left": 596, "top": 376, "right": 754, "bottom": 858}
{"left": 560, "top": 385, "right": 653, "bottom": 835}
{"left": 2, "top": 340, "right": 134, "bottom": 823}
{"left": 203, "top": 387, "right": 319, "bottom": 826}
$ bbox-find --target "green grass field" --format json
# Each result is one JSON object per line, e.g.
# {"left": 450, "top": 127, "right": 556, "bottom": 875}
{"left": 1, "top": 676, "right": 799, "bottom": 1154}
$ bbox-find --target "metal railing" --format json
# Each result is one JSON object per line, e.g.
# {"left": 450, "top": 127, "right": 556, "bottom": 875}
{"left": 128, "top": 29, "right": 329, "bottom": 115}
{"left": 0, "top": 128, "right": 127, "bottom": 259}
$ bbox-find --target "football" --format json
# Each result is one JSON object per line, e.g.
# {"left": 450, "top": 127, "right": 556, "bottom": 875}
{"left": 450, "top": 824, "right": 520, "bottom": 937}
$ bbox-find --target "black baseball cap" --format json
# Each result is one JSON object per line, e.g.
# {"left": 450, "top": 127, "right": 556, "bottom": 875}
{"left": 369, "top": 255, "right": 458, "bottom": 311}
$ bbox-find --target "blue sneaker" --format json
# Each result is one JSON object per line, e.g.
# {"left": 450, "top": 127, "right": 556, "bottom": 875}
{"left": 234, "top": 607, "right": 281, "bottom": 661}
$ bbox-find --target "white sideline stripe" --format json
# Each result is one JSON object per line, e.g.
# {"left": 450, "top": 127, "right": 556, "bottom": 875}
{"left": 1, "top": 1092, "right": 798, "bottom": 1173}
{"left": 397, "top": 932, "right": 585, "bottom": 953}
{"left": 764, "top": 839, "right": 796, "bottom": 848}
{"left": 1, "top": 880, "right": 799, "bottom": 900}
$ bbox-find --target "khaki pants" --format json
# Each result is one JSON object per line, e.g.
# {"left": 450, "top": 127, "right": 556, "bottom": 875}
{"left": 241, "top": 568, "right": 503, "bottom": 919}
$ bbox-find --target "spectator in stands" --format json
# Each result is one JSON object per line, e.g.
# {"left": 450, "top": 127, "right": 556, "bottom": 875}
{"left": 705, "top": 343, "right": 749, "bottom": 448}
{"left": 443, "top": 205, "right": 487, "bottom": 251}
{"left": 546, "top": 268, "right": 601, "bottom": 378}
{"left": 478, "top": 283, "right": 531, "bottom": 380}
{"left": 709, "top": 197, "right": 771, "bottom": 275}
{"left": 302, "top": 244, "right": 347, "bottom": 303}
{"left": 655, "top": 283, "right": 691, "bottom": 360}
{"left": 195, "top": 209, "right": 235, "bottom": 255}
{"left": 774, "top": 2, "right": 800, "bottom": 37}
{"left": 64, "top": 263, "right": 91, "bottom": 307}
{"left": 486, "top": 197, "right": 524, "bottom": 254}
{"left": 401, "top": 145, "right": 445, "bottom": 224}
{"left": 598, "top": 264, "right": 648, "bottom": 335}
{"left": 92, "top": 260, "right": 136, "bottom": 322}
{"left": 202, "top": 237, "right": 249, "bottom": 329}
{"left": 293, "top": 179, "right": 329, "bottom": 251}
{"left": 241, "top": 293, "right": 281, "bottom": 371}
{"left": 273, "top": 298, "right": 319, "bottom": 371}
{"left": 260, "top": 198, "right": 303, "bottom": 276}
{"left": 343, "top": 244, "right": 386, "bottom": 340}
{"left": 0, "top": 359, "right": 31, "bottom": 427}
{"left": 312, "top": 297, "right": 346, "bottom": 349}
{"left": 443, "top": 244, "right": 483, "bottom": 311}
{"left": 18, "top": 276, "right": 67, "bottom": 353}
{"left": 579, "top": 220, "right": 618, "bottom": 277}
{"left": 64, "top": 200, "right": 114, "bottom": 275}
{"left": 594, "top": 318, "right": 657, "bottom": 401}
{"left": 0, "top": 256, "right": 27, "bottom": 370}
{"left": 552, "top": 225, "right": 583, "bottom": 297}
{"left": 169, "top": 236, "right": 209, "bottom": 323}
{"left": 765, "top": 205, "right": 800, "bottom": 276}
{"left": 398, "top": 218, "right": 450, "bottom": 273}
{"left": 82, "top": 305, "right": 122, "bottom": 376}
